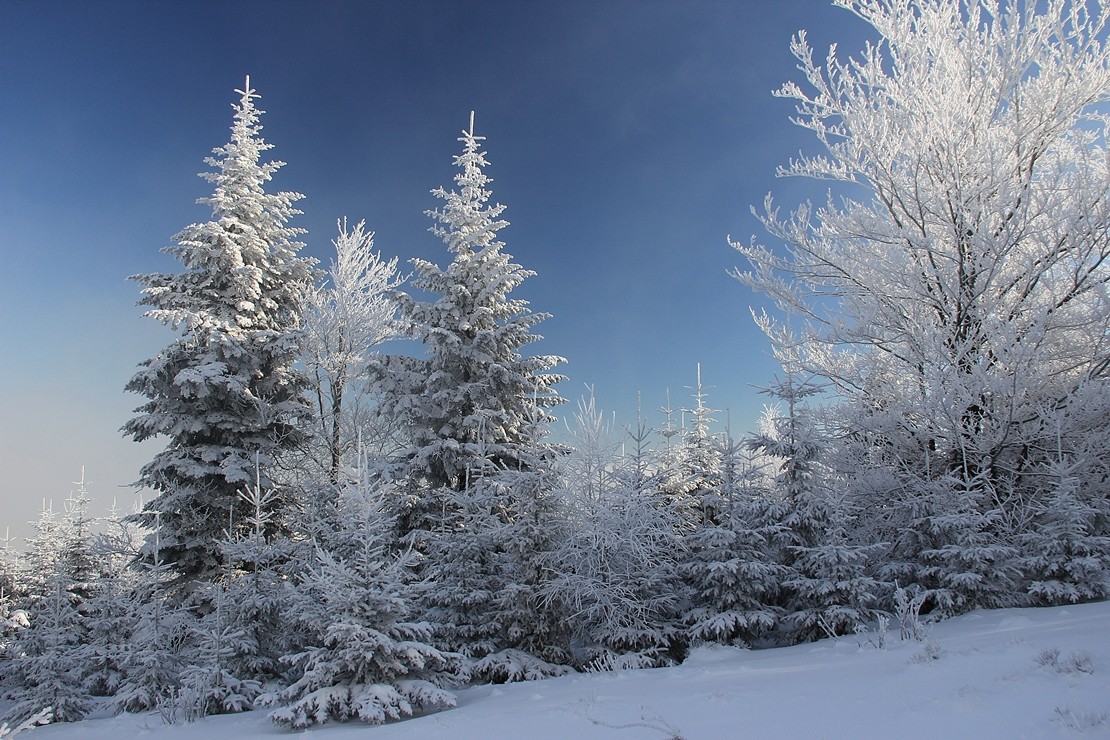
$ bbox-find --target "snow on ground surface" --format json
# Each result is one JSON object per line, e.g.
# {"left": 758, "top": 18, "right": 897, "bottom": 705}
{"left": 17, "top": 600, "right": 1110, "bottom": 739}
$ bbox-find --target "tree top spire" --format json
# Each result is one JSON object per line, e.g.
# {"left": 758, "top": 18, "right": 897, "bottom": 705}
{"left": 235, "top": 74, "right": 259, "bottom": 104}
{"left": 460, "top": 110, "right": 485, "bottom": 145}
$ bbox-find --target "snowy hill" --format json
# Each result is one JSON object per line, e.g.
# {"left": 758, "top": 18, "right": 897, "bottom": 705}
{"left": 14, "top": 600, "right": 1110, "bottom": 739}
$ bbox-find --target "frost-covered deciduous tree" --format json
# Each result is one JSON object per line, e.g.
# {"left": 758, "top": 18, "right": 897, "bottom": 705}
{"left": 123, "top": 78, "right": 314, "bottom": 598}
{"left": 734, "top": 0, "right": 1110, "bottom": 611}
{"left": 372, "top": 113, "right": 565, "bottom": 545}
{"left": 303, "top": 218, "right": 404, "bottom": 484}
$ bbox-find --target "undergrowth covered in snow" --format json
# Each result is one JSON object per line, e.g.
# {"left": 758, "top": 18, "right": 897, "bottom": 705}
{"left": 6, "top": 600, "right": 1108, "bottom": 739}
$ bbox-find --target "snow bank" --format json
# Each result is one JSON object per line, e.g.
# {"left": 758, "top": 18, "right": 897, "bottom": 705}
{"left": 21, "top": 600, "right": 1110, "bottom": 739}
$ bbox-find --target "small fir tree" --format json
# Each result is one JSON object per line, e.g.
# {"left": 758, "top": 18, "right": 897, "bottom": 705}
{"left": 683, "top": 425, "right": 785, "bottom": 647}
{"left": 543, "top": 395, "right": 685, "bottom": 669}
{"left": 264, "top": 466, "right": 454, "bottom": 728}
{"left": 2, "top": 574, "right": 92, "bottom": 726}
{"left": 749, "top": 371, "right": 885, "bottom": 643}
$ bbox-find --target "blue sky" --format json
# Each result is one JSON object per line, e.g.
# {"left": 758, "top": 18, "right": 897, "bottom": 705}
{"left": 0, "top": 0, "right": 872, "bottom": 539}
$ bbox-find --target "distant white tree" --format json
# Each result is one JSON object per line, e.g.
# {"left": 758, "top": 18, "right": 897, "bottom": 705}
{"left": 734, "top": 0, "right": 1110, "bottom": 611}
{"left": 123, "top": 78, "right": 315, "bottom": 598}
{"left": 658, "top": 366, "right": 723, "bottom": 531}
{"left": 0, "top": 529, "right": 25, "bottom": 675}
{"left": 3, "top": 473, "right": 108, "bottom": 723}
{"left": 303, "top": 218, "right": 404, "bottom": 484}
{"left": 19, "top": 503, "right": 64, "bottom": 604}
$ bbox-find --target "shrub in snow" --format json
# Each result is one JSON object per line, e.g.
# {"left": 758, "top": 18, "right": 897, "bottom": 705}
{"left": 909, "top": 640, "right": 943, "bottom": 664}
{"left": 893, "top": 585, "right": 930, "bottom": 642}
{"left": 1054, "top": 707, "right": 1108, "bottom": 732}
{"left": 1037, "top": 647, "right": 1095, "bottom": 675}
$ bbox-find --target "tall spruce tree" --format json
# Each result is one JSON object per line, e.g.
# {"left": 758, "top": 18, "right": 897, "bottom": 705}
{"left": 373, "top": 112, "right": 565, "bottom": 543}
{"left": 123, "top": 78, "right": 314, "bottom": 600}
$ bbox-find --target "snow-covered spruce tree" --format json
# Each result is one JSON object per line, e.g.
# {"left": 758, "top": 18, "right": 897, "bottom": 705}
{"left": 1016, "top": 404, "right": 1110, "bottom": 604}
{"left": 371, "top": 112, "right": 565, "bottom": 545}
{"left": 81, "top": 502, "right": 144, "bottom": 700}
{"left": 419, "top": 418, "right": 572, "bottom": 682}
{"left": 123, "top": 78, "right": 314, "bottom": 601}
{"left": 3, "top": 475, "right": 108, "bottom": 722}
{"left": 369, "top": 114, "right": 566, "bottom": 675}
{"left": 18, "top": 503, "right": 64, "bottom": 606}
{"left": 480, "top": 411, "right": 575, "bottom": 679}
{"left": 543, "top": 394, "right": 685, "bottom": 670}
{"left": 263, "top": 464, "right": 453, "bottom": 729}
{"left": 657, "top": 366, "right": 723, "bottom": 531}
{"left": 112, "top": 515, "right": 197, "bottom": 715}
{"left": 2, "top": 574, "right": 92, "bottom": 727}
{"left": 733, "top": 0, "right": 1110, "bottom": 612}
{"left": 177, "top": 585, "right": 263, "bottom": 720}
{"left": 57, "top": 471, "right": 98, "bottom": 608}
{"left": 748, "top": 365, "right": 885, "bottom": 643}
{"left": 0, "top": 530, "right": 25, "bottom": 681}
{"left": 303, "top": 218, "right": 404, "bottom": 486}
{"left": 166, "top": 468, "right": 290, "bottom": 720}
{"left": 212, "top": 466, "right": 299, "bottom": 689}
{"left": 683, "top": 422, "right": 786, "bottom": 647}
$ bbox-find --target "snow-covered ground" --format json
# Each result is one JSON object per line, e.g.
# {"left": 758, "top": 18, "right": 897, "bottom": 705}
{"left": 15, "top": 600, "right": 1110, "bottom": 739}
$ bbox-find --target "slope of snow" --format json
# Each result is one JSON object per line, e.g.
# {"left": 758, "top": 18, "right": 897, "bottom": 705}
{"left": 18, "top": 601, "right": 1110, "bottom": 739}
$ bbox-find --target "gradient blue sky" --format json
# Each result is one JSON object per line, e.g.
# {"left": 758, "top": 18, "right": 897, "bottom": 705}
{"left": 0, "top": 0, "right": 873, "bottom": 540}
